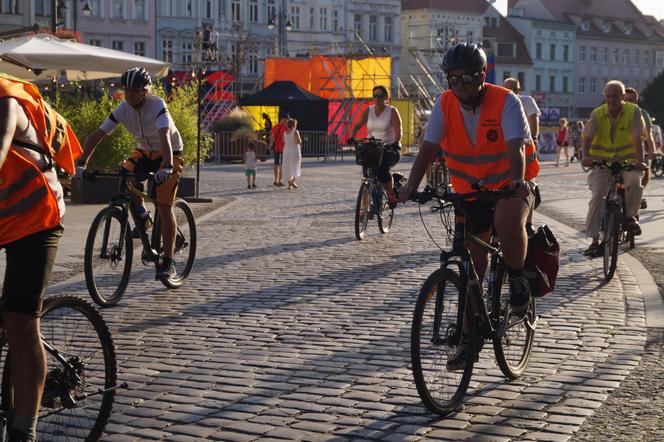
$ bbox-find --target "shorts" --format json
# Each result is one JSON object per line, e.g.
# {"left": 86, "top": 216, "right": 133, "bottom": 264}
{"left": 274, "top": 152, "right": 283, "bottom": 165}
{"left": 1, "top": 225, "right": 64, "bottom": 316}
{"left": 460, "top": 183, "right": 536, "bottom": 235}
{"left": 245, "top": 168, "right": 256, "bottom": 177}
{"left": 121, "top": 149, "right": 183, "bottom": 207}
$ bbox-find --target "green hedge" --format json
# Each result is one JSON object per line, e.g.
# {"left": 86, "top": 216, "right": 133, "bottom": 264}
{"left": 53, "top": 83, "right": 212, "bottom": 171}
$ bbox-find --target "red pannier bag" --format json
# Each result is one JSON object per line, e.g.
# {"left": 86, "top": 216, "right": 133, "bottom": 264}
{"left": 525, "top": 225, "right": 560, "bottom": 297}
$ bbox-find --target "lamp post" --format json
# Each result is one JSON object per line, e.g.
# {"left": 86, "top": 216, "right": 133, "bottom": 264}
{"left": 267, "top": 0, "right": 292, "bottom": 56}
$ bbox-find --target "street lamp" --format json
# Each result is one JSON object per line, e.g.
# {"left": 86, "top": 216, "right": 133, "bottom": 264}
{"left": 267, "top": 0, "right": 292, "bottom": 56}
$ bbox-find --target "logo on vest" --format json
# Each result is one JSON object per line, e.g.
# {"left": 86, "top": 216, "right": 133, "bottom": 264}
{"left": 486, "top": 129, "right": 499, "bottom": 143}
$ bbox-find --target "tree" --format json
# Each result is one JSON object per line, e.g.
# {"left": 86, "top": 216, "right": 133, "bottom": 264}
{"left": 642, "top": 70, "right": 664, "bottom": 126}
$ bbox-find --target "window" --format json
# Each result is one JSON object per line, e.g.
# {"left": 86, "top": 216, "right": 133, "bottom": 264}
{"left": 35, "top": 0, "right": 50, "bottom": 16}
{"left": 134, "top": 0, "right": 145, "bottom": 20}
{"left": 320, "top": 7, "right": 327, "bottom": 31}
{"left": 182, "top": 42, "right": 193, "bottom": 64}
{"left": 162, "top": 39, "right": 173, "bottom": 62}
{"left": 622, "top": 49, "right": 628, "bottom": 65}
{"left": 369, "top": 16, "right": 377, "bottom": 41}
{"left": 248, "top": 50, "right": 259, "bottom": 75}
{"left": 186, "top": 0, "right": 192, "bottom": 17}
{"left": 249, "top": 0, "right": 258, "bottom": 23}
{"left": 624, "top": 23, "right": 633, "bottom": 35}
{"left": 549, "top": 75, "right": 555, "bottom": 92}
{"left": 535, "top": 75, "right": 541, "bottom": 91}
{"left": 634, "top": 49, "right": 640, "bottom": 65}
{"left": 205, "top": 0, "right": 211, "bottom": 18}
{"left": 590, "top": 78, "right": 597, "bottom": 94}
{"left": 518, "top": 72, "right": 525, "bottom": 89}
{"left": 563, "top": 45, "right": 569, "bottom": 61}
{"left": 563, "top": 76, "right": 568, "bottom": 93}
{"left": 466, "top": 31, "right": 473, "bottom": 43}
{"left": 613, "top": 48, "right": 619, "bottom": 64}
{"left": 309, "top": 7, "right": 314, "bottom": 30}
{"left": 0, "top": 0, "right": 19, "bottom": 14}
{"left": 579, "top": 46, "right": 586, "bottom": 62}
{"left": 384, "top": 16, "right": 392, "bottom": 42}
{"left": 333, "top": 10, "right": 339, "bottom": 32}
{"left": 502, "top": 71, "right": 511, "bottom": 81}
{"left": 354, "top": 14, "right": 362, "bottom": 39}
{"left": 497, "top": 43, "right": 515, "bottom": 57}
{"left": 290, "top": 6, "right": 300, "bottom": 30}
{"left": 581, "top": 19, "right": 589, "bottom": 31}
{"left": 89, "top": 39, "right": 102, "bottom": 47}
{"left": 536, "top": 42, "right": 542, "bottom": 59}
{"left": 578, "top": 77, "right": 585, "bottom": 93}
{"left": 88, "top": 0, "right": 101, "bottom": 16}
{"left": 642, "top": 50, "right": 649, "bottom": 65}
{"left": 590, "top": 47, "right": 597, "bottom": 63}
{"left": 656, "top": 51, "right": 664, "bottom": 67}
{"left": 549, "top": 44, "right": 555, "bottom": 60}
{"left": 111, "top": 0, "right": 123, "bottom": 19}
{"left": 112, "top": 40, "right": 124, "bottom": 51}
{"left": 159, "top": 0, "right": 174, "bottom": 16}
{"left": 602, "top": 47, "right": 608, "bottom": 63}
{"left": 134, "top": 41, "right": 146, "bottom": 56}
{"left": 267, "top": 0, "right": 275, "bottom": 23}
{"left": 231, "top": 0, "right": 240, "bottom": 22}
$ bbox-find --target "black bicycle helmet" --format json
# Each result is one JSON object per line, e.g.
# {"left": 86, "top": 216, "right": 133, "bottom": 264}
{"left": 441, "top": 43, "right": 487, "bottom": 73}
{"left": 120, "top": 67, "right": 151, "bottom": 89}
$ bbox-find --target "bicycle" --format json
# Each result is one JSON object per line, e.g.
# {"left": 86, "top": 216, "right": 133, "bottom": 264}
{"left": 594, "top": 160, "right": 637, "bottom": 282}
{"left": 0, "top": 296, "right": 124, "bottom": 440}
{"left": 83, "top": 170, "right": 197, "bottom": 307}
{"left": 427, "top": 153, "right": 450, "bottom": 190}
{"left": 409, "top": 186, "right": 538, "bottom": 416}
{"left": 651, "top": 152, "right": 664, "bottom": 177}
{"left": 353, "top": 138, "right": 405, "bottom": 240}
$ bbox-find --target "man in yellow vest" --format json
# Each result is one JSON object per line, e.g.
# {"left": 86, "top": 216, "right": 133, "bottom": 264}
{"left": 0, "top": 73, "right": 82, "bottom": 441}
{"left": 581, "top": 80, "right": 647, "bottom": 257}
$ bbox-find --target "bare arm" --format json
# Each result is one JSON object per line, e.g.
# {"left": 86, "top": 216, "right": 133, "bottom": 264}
{"left": 506, "top": 138, "right": 526, "bottom": 182}
{"left": 80, "top": 128, "right": 108, "bottom": 166}
{"left": 158, "top": 127, "right": 174, "bottom": 167}
{"left": 349, "top": 108, "right": 369, "bottom": 139}
{"left": 0, "top": 97, "right": 19, "bottom": 169}
{"left": 527, "top": 114, "right": 539, "bottom": 139}
{"left": 391, "top": 106, "right": 402, "bottom": 143}
{"left": 294, "top": 129, "right": 302, "bottom": 145}
{"left": 399, "top": 140, "right": 439, "bottom": 203}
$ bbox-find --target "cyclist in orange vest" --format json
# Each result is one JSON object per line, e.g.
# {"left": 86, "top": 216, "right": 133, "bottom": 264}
{"left": 0, "top": 74, "right": 82, "bottom": 441}
{"left": 401, "top": 43, "right": 540, "bottom": 317}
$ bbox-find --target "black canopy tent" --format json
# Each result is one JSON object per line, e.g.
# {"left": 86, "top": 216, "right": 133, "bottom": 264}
{"left": 239, "top": 80, "right": 328, "bottom": 132}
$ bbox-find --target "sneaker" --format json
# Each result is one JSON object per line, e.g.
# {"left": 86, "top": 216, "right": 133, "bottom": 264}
{"left": 625, "top": 217, "right": 642, "bottom": 236}
{"left": 583, "top": 242, "right": 601, "bottom": 257}
{"left": 641, "top": 199, "right": 647, "bottom": 209}
{"left": 247, "top": 185, "right": 251, "bottom": 189}
{"left": 446, "top": 337, "right": 479, "bottom": 371}
{"left": 156, "top": 257, "right": 177, "bottom": 280}
{"left": 252, "top": 184, "right": 257, "bottom": 188}
{"left": 509, "top": 276, "right": 531, "bottom": 315}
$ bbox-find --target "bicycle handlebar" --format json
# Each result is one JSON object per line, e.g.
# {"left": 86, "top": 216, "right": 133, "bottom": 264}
{"left": 83, "top": 170, "right": 154, "bottom": 181}
{"left": 591, "top": 160, "right": 636, "bottom": 173}
{"left": 410, "top": 185, "right": 516, "bottom": 205}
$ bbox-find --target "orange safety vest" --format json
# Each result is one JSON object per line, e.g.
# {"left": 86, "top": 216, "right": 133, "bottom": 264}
{"left": 0, "top": 74, "right": 82, "bottom": 246}
{"left": 441, "top": 83, "right": 539, "bottom": 194}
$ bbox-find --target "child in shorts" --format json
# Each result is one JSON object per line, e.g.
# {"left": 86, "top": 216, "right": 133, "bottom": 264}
{"left": 245, "top": 142, "right": 257, "bottom": 189}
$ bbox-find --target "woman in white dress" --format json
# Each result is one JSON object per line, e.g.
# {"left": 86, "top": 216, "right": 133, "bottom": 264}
{"left": 282, "top": 118, "right": 302, "bottom": 189}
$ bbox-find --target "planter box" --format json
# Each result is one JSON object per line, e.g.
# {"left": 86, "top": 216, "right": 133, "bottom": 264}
{"left": 70, "top": 176, "right": 118, "bottom": 204}
{"left": 177, "top": 176, "right": 195, "bottom": 197}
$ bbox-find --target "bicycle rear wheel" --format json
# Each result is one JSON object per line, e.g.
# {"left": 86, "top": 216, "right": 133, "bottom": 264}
{"left": 153, "top": 200, "right": 197, "bottom": 289}
{"left": 603, "top": 204, "right": 621, "bottom": 281}
{"left": 354, "top": 181, "right": 371, "bottom": 240}
{"left": 377, "top": 187, "right": 394, "bottom": 234}
{"left": 491, "top": 266, "right": 536, "bottom": 379}
{"left": 84, "top": 207, "right": 133, "bottom": 308}
{"left": 411, "top": 269, "right": 474, "bottom": 416}
{"left": 1, "top": 296, "right": 117, "bottom": 441}
{"left": 653, "top": 154, "right": 664, "bottom": 177}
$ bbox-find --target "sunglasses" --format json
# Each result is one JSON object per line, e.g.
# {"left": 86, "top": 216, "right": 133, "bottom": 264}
{"left": 373, "top": 93, "right": 387, "bottom": 99}
{"left": 447, "top": 72, "right": 481, "bottom": 87}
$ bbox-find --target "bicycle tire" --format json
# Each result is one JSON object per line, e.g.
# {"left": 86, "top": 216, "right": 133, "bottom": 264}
{"left": 603, "top": 204, "right": 621, "bottom": 281}
{"left": 491, "top": 266, "right": 536, "bottom": 379}
{"left": 84, "top": 207, "right": 133, "bottom": 308}
{"left": 152, "top": 200, "right": 198, "bottom": 289}
{"left": 653, "top": 155, "right": 664, "bottom": 177}
{"left": 411, "top": 268, "right": 475, "bottom": 416}
{"left": 354, "top": 181, "right": 371, "bottom": 240}
{"left": 1, "top": 296, "right": 117, "bottom": 441}
{"left": 377, "top": 187, "right": 394, "bottom": 234}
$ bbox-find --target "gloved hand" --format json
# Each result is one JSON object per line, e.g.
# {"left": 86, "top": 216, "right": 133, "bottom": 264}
{"left": 347, "top": 137, "right": 356, "bottom": 146}
{"left": 75, "top": 166, "right": 86, "bottom": 177}
{"left": 154, "top": 166, "right": 173, "bottom": 184}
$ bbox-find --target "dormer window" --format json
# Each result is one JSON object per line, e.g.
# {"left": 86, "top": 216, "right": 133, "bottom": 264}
{"left": 602, "top": 22, "right": 611, "bottom": 32}
{"left": 624, "top": 23, "right": 633, "bottom": 34}
{"left": 581, "top": 19, "right": 590, "bottom": 31}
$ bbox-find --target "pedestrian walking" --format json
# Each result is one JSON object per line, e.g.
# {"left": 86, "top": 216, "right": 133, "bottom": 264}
{"left": 245, "top": 141, "right": 258, "bottom": 189}
{"left": 209, "top": 26, "right": 219, "bottom": 61}
{"left": 282, "top": 118, "right": 302, "bottom": 189}
{"left": 269, "top": 115, "right": 288, "bottom": 186}
{"left": 556, "top": 118, "right": 570, "bottom": 167}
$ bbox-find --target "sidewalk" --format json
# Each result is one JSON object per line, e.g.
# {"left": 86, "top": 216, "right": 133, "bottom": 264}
{"left": 1, "top": 158, "right": 662, "bottom": 441}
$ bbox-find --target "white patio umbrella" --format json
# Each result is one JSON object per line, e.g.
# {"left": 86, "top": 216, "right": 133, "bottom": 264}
{"left": 0, "top": 34, "right": 170, "bottom": 81}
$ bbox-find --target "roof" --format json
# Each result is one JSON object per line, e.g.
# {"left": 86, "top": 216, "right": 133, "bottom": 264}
{"left": 240, "top": 81, "right": 327, "bottom": 104}
{"left": 401, "top": 0, "right": 489, "bottom": 14}
{"left": 483, "top": 13, "right": 533, "bottom": 66}
{"left": 538, "top": 0, "right": 643, "bottom": 22}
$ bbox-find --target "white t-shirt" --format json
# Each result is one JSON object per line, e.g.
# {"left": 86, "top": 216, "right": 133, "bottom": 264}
{"left": 519, "top": 95, "right": 541, "bottom": 118}
{"left": 100, "top": 95, "right": 183, "bottom": 153}
{"left": 367, "top": 105, "right": 396, "bottom": 144}
{"left": 424, "top": 90, "right": 530, "bottom": 146}
{"left": 209, "top": 30, "right": 219, "bottom": 44}
{"left": 244, "top": 150, "right": 257, "bottom": 169}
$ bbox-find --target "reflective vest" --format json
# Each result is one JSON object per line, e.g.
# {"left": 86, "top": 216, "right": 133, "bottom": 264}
{"left": 0, "top": 74, "right": 82, "bottom": 246}
{"left": 441, "top": 84, "right": 539, "bottom": 194}
{"left": 589, "top": 102, "right": 638, "bottom": 162}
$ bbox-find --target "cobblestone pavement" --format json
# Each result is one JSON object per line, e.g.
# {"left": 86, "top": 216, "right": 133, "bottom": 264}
{"left": 42, "top": 160, "right": 656, "bottom": 441}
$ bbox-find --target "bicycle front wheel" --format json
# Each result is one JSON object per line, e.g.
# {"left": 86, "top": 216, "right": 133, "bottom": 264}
{"left": 153, "top": 199, "right": 198, "bottom": 289}
{"left": 411, "top": 269, "right": 474, "bottom": 416}
{"left": 84, "top": 207, "right": 133, "bottom": 307}
{"left": 377, "top": 188, "right": 394, "bottom": 234}
{"left": 491, "top": 266, "right": 536, "bottom": 379}
{"left": 354, "top": 181, "right": 371, "bottom": 240}
{"left": 603, "top": 203, "right": 621, "bottom": 281}
{"left": 1, "top": 296, "right": 117, "bottom": 441}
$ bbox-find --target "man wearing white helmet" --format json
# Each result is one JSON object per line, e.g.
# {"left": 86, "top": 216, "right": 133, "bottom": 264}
{"left": 78, "top": 67, "right": 184, "bottom": 280}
